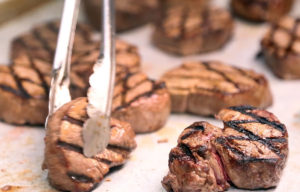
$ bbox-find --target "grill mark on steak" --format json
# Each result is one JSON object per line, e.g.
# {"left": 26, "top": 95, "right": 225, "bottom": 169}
{"left": 225, "top": 120, "right": 283, "bottom": 158}
{"left": 16, "top": 39, "right": 50, "bottom": 95}
{"left": 203, "top": 62, "right": 240, "bottom": 90}
{"left": 163, "top": 107, "right": 288, "bottom": 191}
{"left": 178, "top": 143, "right": 196, "bottom": 161}
{"left": 180, "top": 129, "right": 199, "bottom": 140}
{"left": 162, "top": 61, "right": 267, "bottom": 97}
{"left": 67, "top": 172, "right": 94, "bottom": 183}
{"left": 62, "top": 115, "right": 84, "bottom": 127}
{"left": 9, "top": 67, "right": 31, "bottom": 99}
{"left": 0, "top": 84, "right": 21, "bottom": 96}
{"left": 215, "top": 137, "right": 278, "bottom": 163}
{"left": 57, "top": 140, "right": 84, "bottom": 154}
{"left": 229, "top": 105, "right": 286, "bottom": 132}
{"left": 113, "top": 72, "right": 166, "bottom": 111}
{"left": 180, "top": 123, "right": 205, "bottom": 140}
{"left": 107, "top": 144, "right": 133, "bottom": 152}
{"left": 32, "top": 29, "right": 54, "bottom": 55}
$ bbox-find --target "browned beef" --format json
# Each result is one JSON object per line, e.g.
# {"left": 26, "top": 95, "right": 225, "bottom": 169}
{"left": 43, "top": 97, "right": 136, "bottom": 192}
{"left": 84, "top": 0, "right": 160, "bottom": 32}
{"left": 112, "top": 72, "right": 171, "bottom": 133}
{"left": 231, "top": 0, "right": 294, "bottom": 22}
{"left": 215, "top": 106, "right": 288, "bottom": 189}
{"left": 162, "top": 106, "right": 288, "bottom": 191}
{"left": 161, "top": 61, "right": 273, "bottom": 116}
{"left": 0, "top": 21, "right": 140, "bottom": 125}
{"left": 152, "top": 4, "right": 234, "bottom": 55}
{"left": 261, "top": 16, "right": 300, "bottom": 79}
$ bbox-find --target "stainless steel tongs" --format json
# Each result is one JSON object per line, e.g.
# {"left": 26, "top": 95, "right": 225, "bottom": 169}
{"left": 46, "top": 0, "right": 115, "bottom": 158}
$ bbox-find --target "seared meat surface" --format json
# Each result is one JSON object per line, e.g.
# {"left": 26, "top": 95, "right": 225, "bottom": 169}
{"left": 84, "top": 0, "right": 159, "bottom": 32}
{"left": 162, "top": 122, "right": 230, "bottom": 192}
{"left": 0, "top": 21, "right": 140, "bottom": 125}
{"left": 153, "top": 4, "right": 233, "bottom": 55}
{"left": 162, "top": 106, "right": 288, "bottom": 191}
{"left": 112, "top": 72, "right": 171, "bottom": 133}
{"left": 215, "top": 106, "right": 288, "bottom": 189}
{"left": 0, "top": 65, "right": 48, "bottom": 124}
{"left": 43, "top": 97, "right": 136, "bottom": 192}
{"left": 231, "top": 0, "right": 294, "bottom": 22}
{"left": 261, "top": 16, "right": 300, "bottom": 79}
{"left": 161, "top": 61, "right": 273, "bottom": 116}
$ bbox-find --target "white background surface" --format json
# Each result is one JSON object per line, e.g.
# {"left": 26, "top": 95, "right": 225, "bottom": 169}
{"left": 0, "top": 0, "right": 300, "bottom": 192}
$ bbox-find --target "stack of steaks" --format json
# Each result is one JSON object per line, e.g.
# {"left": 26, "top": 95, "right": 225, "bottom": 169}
{"left": 163, "top": 106, "right": 288, "bottom": 191}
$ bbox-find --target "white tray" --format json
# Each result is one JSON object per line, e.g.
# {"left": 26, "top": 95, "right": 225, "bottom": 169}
{"left": 0, "top": 1, "right": 300, "bottom": 192}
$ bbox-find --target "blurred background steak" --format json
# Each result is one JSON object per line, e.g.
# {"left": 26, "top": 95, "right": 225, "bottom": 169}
{"left": 231, "top": 0, "right": 294, "bottom": 22}
{"left": 261, "top": 16, "right": 300, "bottom": 79}
{"left": 0, "top": 21, "right": 141, "bottom": 125}
{"left": 152, "top": 4, "right": 234, "bottom": 55}
{"left": 161, "top": 61, "right": 273, "bottom": 116}
{"left": 112, "top": 72, "right": 171, "bottom": 133}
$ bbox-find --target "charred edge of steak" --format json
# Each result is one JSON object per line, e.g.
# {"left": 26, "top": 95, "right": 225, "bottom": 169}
{"left": 114, "top": 72, "right": 166, "bottom": 111}
{"left": 67, "top": 172, "right": 94, "bottom": 183}
{"left": 235, "top": 0, "right": 269, "bottom": 10}
{"left": 180, "top": 123, "right": 205, "bottom": 140}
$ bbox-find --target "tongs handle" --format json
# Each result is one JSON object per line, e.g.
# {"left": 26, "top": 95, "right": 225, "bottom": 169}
{"left": 100, "top": 0, "right": 115, "bottom": 116}
{"left": 48, "top": 0, "right": 80, "bottom": 116}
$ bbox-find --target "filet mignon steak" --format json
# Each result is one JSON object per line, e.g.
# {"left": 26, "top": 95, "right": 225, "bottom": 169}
{"left": 43, "top": 97, "right": 137, "bottom": 192}
{"left": 162, "top": 106, "right": 288, "bottom": 191}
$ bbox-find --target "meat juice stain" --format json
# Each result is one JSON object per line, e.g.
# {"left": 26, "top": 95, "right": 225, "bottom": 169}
{"left": 0, "top": 185, "right": 22, "bottom": 192}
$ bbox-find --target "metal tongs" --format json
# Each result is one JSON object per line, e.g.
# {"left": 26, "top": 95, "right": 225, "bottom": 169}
{"left": 46, "top": 0, "right": 115, "bottom": 158}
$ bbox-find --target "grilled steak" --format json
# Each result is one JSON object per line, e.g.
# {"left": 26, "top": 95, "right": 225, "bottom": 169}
{"left": 83, "top": 0, "right": 159, "bottom": 32}
{"left": 43, "top": 97, "right": 136, "bottom": 192}
{"left": 231, "top": 0, "right": 294, "bottom": 22}
{"left": 0, "top": 65, "right": 48, "bottom": 124}
{"left": 152, "top": 5, "right": 234, "bottom": 55}
{"left": 162, "top": 122, "right": 230, "bottom": 192}
{"left": 112, "top": 72, "right": 171, "bottom": 133}
{"left": 0, "top": 21, "right": 140, "bottom": 125}
{"left": 215, "top": 106, "right": 288, "bottom": 189}
{"left": 162, "top": 106, "right": 288, "bottom": 191}
{"left": 160, "top": 61, "right": 273, "bottom": 116}
{"left": 261, "top": 16, "right": 300, "bottom": 79}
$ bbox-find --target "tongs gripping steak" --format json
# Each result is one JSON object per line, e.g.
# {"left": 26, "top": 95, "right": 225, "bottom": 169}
{"left": 43, "top": 97, "right": 136, "bottom": 192}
